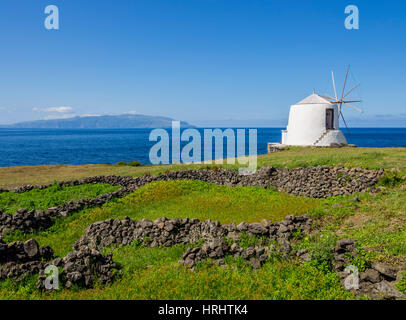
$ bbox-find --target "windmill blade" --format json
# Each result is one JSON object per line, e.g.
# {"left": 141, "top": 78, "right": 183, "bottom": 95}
{"left": 324, "top": 93, "right": 335, "bottom": 100}
{"left": 340, "top": 65, "right": 350, "bottom": 100}
{"left": 340, "top": 111, "right": 351, "bottom": 140}
{"left": 342, "top": 100, "right": 362, "bottom": 103}
{"left": 337, "top": 102, "right": 343, "bottom": 119}
{"left": 342, "top": 83, "right": 361, "bottom": 99}
{"left": 341, "top": 112, "right": 349, "bottom": 130}
{"left": 331, "top": 71, "right": 338, "bottom": 100}
{"left": 343, "top": 102, "right": 363, "bottom": 112}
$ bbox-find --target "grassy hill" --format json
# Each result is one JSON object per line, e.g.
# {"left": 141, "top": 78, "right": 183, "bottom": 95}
{"left": 0, "top": 147, "right": 405, "bottom": 299}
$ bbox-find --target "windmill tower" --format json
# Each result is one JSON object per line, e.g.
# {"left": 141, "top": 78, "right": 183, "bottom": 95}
{"left": 280, "top": 66, "right": 362, "bottom": 147}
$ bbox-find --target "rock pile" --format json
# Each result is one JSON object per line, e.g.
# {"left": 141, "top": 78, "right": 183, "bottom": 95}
{"left": 0, "top": 239, "right": 54, "bottom": 280}
{"left": 37, "top": 246, "right": 118, "bottom": 290}
{"left": 0, "top": 237, "right": 118, "bottom": 289}
{"left": 179, "top": 215, "right": 312, "bottom": 269}
{"left": 179, "top": 239, "right": 271, "bottom": 269}
{"left": 0, "top": 208, "right": 53, "bottom": 236}
{"left": 73, "top": 215, "right": 313, "bottom": 254}
{"left": 267, "top": 143, "right": 287, "bottom": 153}
{"left": 333, "top": 239, "right": 405, "bottom": 300}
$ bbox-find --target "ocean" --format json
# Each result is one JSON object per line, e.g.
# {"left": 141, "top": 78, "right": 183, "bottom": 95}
{"left": 0, "top": 128, "right": 405, "bottom": 167}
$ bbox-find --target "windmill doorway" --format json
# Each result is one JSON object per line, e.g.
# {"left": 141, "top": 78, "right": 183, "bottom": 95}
{"left": 326, "top": 109, "right": 334, "bottom": 130}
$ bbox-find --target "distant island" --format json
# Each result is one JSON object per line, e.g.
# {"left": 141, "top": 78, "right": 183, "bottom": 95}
{"left": 0, "top": 114, "right": 194, "bottom": 129}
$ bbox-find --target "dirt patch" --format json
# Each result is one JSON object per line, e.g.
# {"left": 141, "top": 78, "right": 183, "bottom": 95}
{"left": 344, "top": 212, "right": 373, "bottom": 229}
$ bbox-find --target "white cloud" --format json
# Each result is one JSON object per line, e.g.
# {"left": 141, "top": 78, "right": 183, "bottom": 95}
{"left": 42, "top": 113, "right": 102, "bottom": 120}
{"left": 79, "top": 113, "right": 101, "bottom": 117}
{"left": 48, "top": 106, "right": 73, "bottom": 113}
{"left": 43, "top": 114, "right": 76, "bottom": 120}
{"left": 33, "top": 106, "right": 73, "bottom": 113}
{"left": 124, "top": 110, "right": 137, "bottom": 115}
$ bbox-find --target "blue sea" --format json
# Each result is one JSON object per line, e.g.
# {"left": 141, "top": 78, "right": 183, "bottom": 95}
{"left": 0, "top": 128, "right": 405, "bottom": 167}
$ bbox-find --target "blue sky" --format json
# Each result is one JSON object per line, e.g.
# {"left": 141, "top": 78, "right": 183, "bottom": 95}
{"left": 0, "top": 0, "right": 405, "bottom": 127}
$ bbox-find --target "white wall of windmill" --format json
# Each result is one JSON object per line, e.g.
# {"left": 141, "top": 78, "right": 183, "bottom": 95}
{"left": 314, "top": 130, "right": 347, "bottom": 146}
{"left": 284, "top": 102, "right": 344, "bottom": 146}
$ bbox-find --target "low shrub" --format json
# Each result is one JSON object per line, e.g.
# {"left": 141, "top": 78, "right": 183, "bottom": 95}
{"left": 377, "top": 171, "right": 405, "bottom": 187}
{"left": 115, "top": 161, "right": 142, "bottom": 167}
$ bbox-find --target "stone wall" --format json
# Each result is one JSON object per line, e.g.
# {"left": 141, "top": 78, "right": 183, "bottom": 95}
{"left": 0, "top": 239, "right": 54, "bottom": 281}
{"left": 0, "top": 166, "right": 384, "bottom": 236}
{"left": 0, "top": 187, "right": 132, "bottom": 236}
{"left": 0, "top": 166, "right": 384, "bottom": 199}
{"left": 1, "top": 214, "right": 404, "bottom": 299}
{"left": 6, "top": 214, "right": 313, "bottom": 290}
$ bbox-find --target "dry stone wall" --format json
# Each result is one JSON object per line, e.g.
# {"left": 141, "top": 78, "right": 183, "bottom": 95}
{"left": 0, "top": 166, "right": 384, "bottom": 198}
{"left": 0, "top": 166, "right": 384, "bottom": 236}
{"left": 1, "top": 214, "right": 313, "bottom": 290}
{"left": 0, "top": 238, "right": 54, "bottom": 281}
{"left": 0, "top": 166, "right": 397, "bottom": 298}
{"left": 1, "top": 214, "right": 404, "bottom": 299}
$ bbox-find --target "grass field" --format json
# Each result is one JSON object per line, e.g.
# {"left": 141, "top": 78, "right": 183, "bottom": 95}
{"left": 0, "top": 180, "right": 353, "bottom": 300}
{"left": 0, "top": 147, "right": 405, "bottom": 189}
{"left": 0, "top": 183, "right": 120, "bottom": 214}
{"left": 0, "top": 147, "right": 405, "bottom": 300}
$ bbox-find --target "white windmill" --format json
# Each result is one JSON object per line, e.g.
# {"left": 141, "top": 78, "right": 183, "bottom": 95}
{"left": 280, "top": 66, "right": 362, "bottom": 147}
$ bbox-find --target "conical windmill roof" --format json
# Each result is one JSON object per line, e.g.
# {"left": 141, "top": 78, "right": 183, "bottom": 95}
{"left": 296, "top": 93, "right": 332, "bottom": 105}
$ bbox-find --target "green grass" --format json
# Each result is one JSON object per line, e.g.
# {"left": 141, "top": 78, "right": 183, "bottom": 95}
{"left": 0, "top": 180, "right": 352, "bottom": 300}
{"left": 0, "top": 243, "right": 355, "bottom": 300}
{"left": 122, "top": 180, "right": 320, "bottom": 224}
{"left": 336, "top": 186, "right": 406, "bottom": 259}
{"left": 1, "top": 176, "right": 405, "bottom": 300}
{"left": 256, "top": 147, "right": 406, "bottom": 170}
{"left": 3, "top": 180, "right": 320, "bottom": 256}
{"left": 0, "top": 183, "right": 120, "bottom": 214}
{"left": 396, "top": 272, "right": 406, "bottom": 294}
{"left": 1, "top": 147, "right": 405, "bottom": 300}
